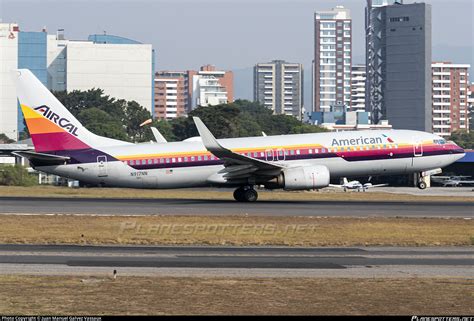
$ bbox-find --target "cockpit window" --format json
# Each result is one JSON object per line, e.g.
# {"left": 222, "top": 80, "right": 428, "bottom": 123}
{"left": 433, "top": 139, "right": 446, "bottom": 145}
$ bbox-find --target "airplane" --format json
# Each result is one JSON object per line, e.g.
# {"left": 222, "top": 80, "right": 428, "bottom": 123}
{"left": 330, "top": 177, "right": 388, "bottom": 192}
{"left": 437, "top": 176, "right": 474, "bottom": 187}
{"left": 12, "top": 69, "right": 466, "bottom": 202}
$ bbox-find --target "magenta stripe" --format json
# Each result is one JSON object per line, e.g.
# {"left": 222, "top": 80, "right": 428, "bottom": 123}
{"left": 31, "top": 132, "right": 90, "bottom": 152}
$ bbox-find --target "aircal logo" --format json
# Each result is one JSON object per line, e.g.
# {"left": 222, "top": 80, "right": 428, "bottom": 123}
{"left": 34, "top": 105, "right": 79, "bottom": 136}
{"left": 331, "top": 136, "right": 383, "bottom": 146}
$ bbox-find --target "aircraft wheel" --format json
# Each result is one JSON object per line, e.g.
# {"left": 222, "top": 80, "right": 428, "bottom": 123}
{"left": 233, "top": 187, "right": 245, "bottom": 202}
{"left": 233, "top": 186, "right": 258, "bottom": 202}
{"left": 418, "top": 181, "right": 427, "bottom": 190}
{"left": 243, "top": 188, "right": 258, "bottom": 202}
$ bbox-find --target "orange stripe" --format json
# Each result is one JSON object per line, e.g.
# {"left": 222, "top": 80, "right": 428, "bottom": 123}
{"left": 25, "top": 117, "right": 64, "bottom": 135}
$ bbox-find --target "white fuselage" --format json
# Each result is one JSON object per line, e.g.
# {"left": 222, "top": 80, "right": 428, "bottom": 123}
{"left": 36, "top": 129, "right": 464, "bottom": 189}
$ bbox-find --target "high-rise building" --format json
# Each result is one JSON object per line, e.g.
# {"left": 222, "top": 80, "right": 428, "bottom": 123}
{"left": 154, "top": 72, "right": 188, "bottom": 119}
{"left": 431, "top": 62, "right": 470, "bottom": 137}
{"left": 350, "top": 65, "right": 366, "bottom": 112}
{"left": 469, "top": 84, "right": 474, "bottom": 130}
{"left": 254, "top": 60, "right": 304, "bottom": 119}
{"left": 186, "top": 65, "right": 233, "bottom": 112}
{"left": 313, "top": 6, "right": 352, "bottom": 112}
{"left": 0, "top": 24, "right": 155, "bottom": 140}
{"left": 365, "top": 0, "right": 432, "bottom": 131}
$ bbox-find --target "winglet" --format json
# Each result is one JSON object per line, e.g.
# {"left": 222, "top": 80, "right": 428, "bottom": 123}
{"left": 193, "top": 117, "right": 225, "bottom": 152}
{"left": 150, "top": 127, "right": 167, "bottom": 143}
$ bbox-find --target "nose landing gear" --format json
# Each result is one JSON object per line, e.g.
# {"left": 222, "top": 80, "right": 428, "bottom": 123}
{"left": 233, "top": 186, "right": 258, "bottom": 202}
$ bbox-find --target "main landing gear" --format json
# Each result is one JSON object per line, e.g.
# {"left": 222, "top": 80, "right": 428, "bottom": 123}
{"left": 233, "top": 186, "right": 258, "bottom": 202}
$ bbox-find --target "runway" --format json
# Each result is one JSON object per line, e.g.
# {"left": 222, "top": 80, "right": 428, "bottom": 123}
{"left": 0, "top": 196, "right": 473, "bottom": 217}
{"left": 0, "top": 244, "right": 472, "bottom": 278}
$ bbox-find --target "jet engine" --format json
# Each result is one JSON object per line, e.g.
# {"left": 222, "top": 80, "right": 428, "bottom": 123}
{"left": 264, "top": 165, "right": 330, "bottom": 190}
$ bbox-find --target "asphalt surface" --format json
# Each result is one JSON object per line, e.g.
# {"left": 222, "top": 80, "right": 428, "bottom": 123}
{"left": 0, "top": 196, "right": 473, "bottom": 217}
{"left": 0, "top": 244, "right": 473, "bottom": 269}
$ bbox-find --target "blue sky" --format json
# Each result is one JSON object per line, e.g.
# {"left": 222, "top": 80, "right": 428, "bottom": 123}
{"left": 1, "top": 0, "right": 472, "bottom": 101}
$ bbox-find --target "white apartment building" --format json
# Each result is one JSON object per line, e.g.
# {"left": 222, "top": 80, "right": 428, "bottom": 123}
{"left": 0, "top": 23, "right": 20, "bottom": 139}
{"left": 61, "top": 40, "right": 153, "bottom": 113}
{"left": 432, "top": 62, "right": 470, "bottom": 137}
{"left": 350, "top": 64, "right": 366, "bottom": 112}
{"left": 314, "top": 6, "right": 352, "bottom": 112}
{"left": 254, "top": 60, "right": 303, "bottom": 119}
{"left": 191, "top": 75, "right": 228, "bottom": 109}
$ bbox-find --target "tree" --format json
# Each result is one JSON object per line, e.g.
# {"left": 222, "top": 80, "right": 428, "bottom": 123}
{"left": 124, "top": 101, "right": 154, "bottom": 142}
{"left": 0, "top": 133, "right": 15, "bottom": 144}
{"left": 77, "top": 108, "right": 129, "bottom": 141}
{"left": 153, "top": 99, "right": 328, "bottom": 141}
{"left": 449, "top": 130, "right": 474, "bottom": 149}
{"left": 53, "top": 89, "right": 152, "bottom": 142}
{"left": 0, "top": 164, "right": 37, "bottom": 186}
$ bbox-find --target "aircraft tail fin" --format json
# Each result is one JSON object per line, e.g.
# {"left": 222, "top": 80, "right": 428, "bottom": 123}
{"left": 342, "top": 177, "right": 349, "bottom": 185}
{"left": 14, "top": 69, "right": 130, "bottom": 153}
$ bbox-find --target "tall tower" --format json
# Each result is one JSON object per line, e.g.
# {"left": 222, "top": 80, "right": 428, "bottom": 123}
{"left": 313, "top": 6, "right": 352, "bottom": 112}
{"left": 254, "top": 60, "right": 304, "bottom": 120}
{"left": 365, "top": 0, "right": 432, "bottom": 131}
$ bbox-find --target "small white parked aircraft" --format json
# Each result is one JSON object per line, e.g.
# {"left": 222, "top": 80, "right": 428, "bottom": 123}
{"left": 12, "top": 69, "right": 466, "bottom": 202}
{"left": 330, "top": 177, "right": 388, "bottom": 192}
{"left": 432, "top": 175, "right": 474, "bottom": 187}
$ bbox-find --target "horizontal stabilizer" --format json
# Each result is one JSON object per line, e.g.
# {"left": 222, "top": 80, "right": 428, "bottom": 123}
{"left": 12, "top": 151, "right": 69, "bottom": 166}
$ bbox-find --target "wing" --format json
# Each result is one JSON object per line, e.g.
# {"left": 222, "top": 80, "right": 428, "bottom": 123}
{"left": 193, "top": 117, "right": 283, "bottom": 183}
{"left": 366, "top": 184, "right": 388, "bottom": 188}
{"left": 328, "top": 184, "right": 344, "bottom": 188}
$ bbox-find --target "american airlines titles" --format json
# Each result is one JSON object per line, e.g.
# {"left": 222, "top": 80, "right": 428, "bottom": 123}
{"left": 34, "top": 105, "right": 79, "bottom": 136}
{"left": 331, "top": 136, "right": 383, "bottom": 146}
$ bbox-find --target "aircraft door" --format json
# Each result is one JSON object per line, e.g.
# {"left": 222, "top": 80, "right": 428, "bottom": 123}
{"left": 413, "top": 139, "right": 423, "bottom": 157}
{"left": 276, "top": 148, "right": 286, "bottom": 161}
{"left": 97, "top": 155, "right": 108, "bottom": 177}
{"left": 265, "top": 149, "right": 274, "bottom": 161}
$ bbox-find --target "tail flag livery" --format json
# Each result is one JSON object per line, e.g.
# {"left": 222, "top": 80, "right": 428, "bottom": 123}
{"left": 14, "top": 69, "right": 129, "bottom": 154}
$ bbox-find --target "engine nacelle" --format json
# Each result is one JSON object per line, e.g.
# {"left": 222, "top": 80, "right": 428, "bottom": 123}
{"left": 265, "top": 165, "right": 330, "bottom": 190}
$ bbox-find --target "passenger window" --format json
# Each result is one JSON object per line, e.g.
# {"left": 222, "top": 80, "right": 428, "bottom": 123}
{"left": 296, "top": 150, "right": 300, "bottom": 155}
{"left": 191, "top": 156, "right": 195, "bottom": 161}
{"left": 309, "top": 149, "right": 313, "bottom": 154}
{"left": 198, "top": 156, "right": 202, "bottom": 161}
{"left": 166, "top": 158, "right": 170, "bottom": 163}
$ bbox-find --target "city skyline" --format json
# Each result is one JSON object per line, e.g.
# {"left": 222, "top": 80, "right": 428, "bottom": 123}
{"left": 1, "top": 0, "right": 473, "bottom": 109}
